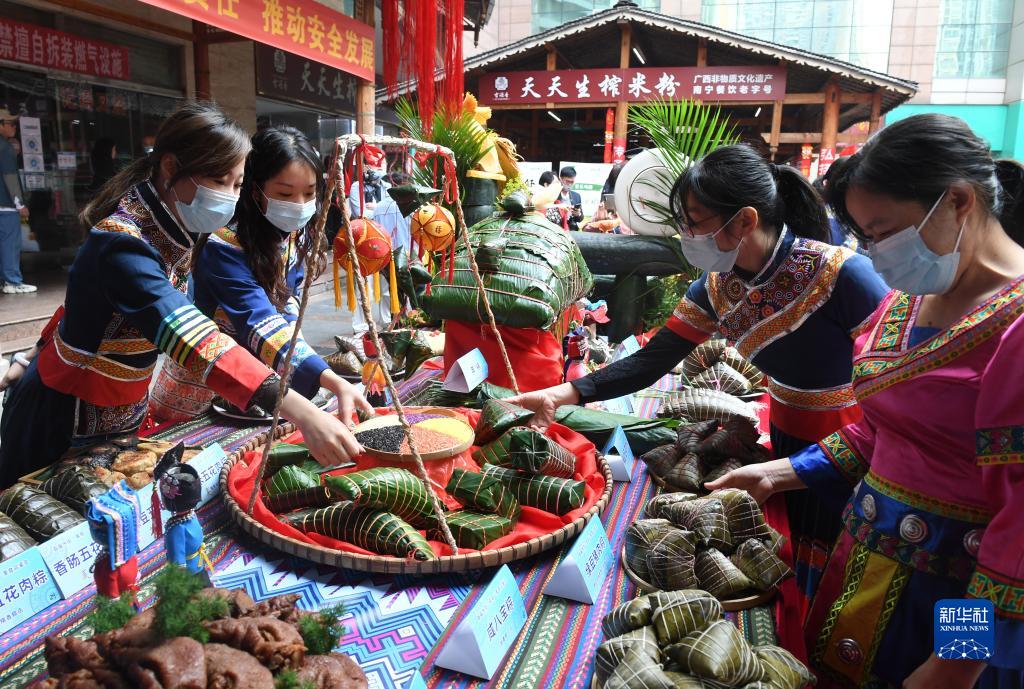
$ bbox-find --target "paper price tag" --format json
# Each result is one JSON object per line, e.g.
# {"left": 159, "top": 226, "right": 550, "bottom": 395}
{"left": 38, "top": 522, "right": 104, "bottom": 598}
{"left": 602, "top": 394, "right": 635, "bottom": 416}
{"left": 434, "top": 565, "right": 526, "bottom": 679}
{"left": 0, "top": 547, "right": 62, "bottom": 635}
{"left": 443, "top": 348, "right": 489, "bottom": 393}
{"left": 543, "top": 516, "right": 613, "bottom": 605}
{"left": 602, "top": 425, "right": 636, "bottom": 482}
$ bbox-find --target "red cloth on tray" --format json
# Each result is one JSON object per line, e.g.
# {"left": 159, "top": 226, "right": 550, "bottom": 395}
{"left": 442, "top": 320, "right": 563, "bottom": 392}
{"left": 227, "top": 409, "right": 604, "bottom": 559}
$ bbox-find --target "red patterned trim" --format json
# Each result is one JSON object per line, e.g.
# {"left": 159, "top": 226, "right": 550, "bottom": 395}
{"left": 664, "top": 315, "right": 713, "bottom": 344}
{"left": 819, "top": 429, "right": 869, "bottom": 485}
{"left": 669, "top": 297, "right": 717, "bottom": 337}
{"left": 37, "top": 340, "right": 150, "bottom": 407}
{"left": 204, "top": 345, "right": 274, "bottom": 410}
{"left": 967, "top": 565, "right": 1024, "bottom": 621}
{"left": 770, "top": 400, "right": 862, "bottom": 445}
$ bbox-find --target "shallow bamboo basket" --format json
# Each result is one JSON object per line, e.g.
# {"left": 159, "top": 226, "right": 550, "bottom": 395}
{"left": 219, "top": 438, "right": 614, "bottom": 574}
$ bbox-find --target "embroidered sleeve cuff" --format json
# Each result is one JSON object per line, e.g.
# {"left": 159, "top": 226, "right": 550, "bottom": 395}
{"left": 790, "top": 433, "right": 863, "bottom": 513}
{"left": 664, "top": 315, "right": 713, "bottom": 344}
{"left": 976, "top": 425, "right": 1024, "bottom": 466}
{"left": 664, "top": 299, "right": 716, "bottom": 343}
{"left": 204, "top": 346, "right": 276, "bottom": 410}
{"left": 967, "top": 565, "right": 1024, "bottom": 669}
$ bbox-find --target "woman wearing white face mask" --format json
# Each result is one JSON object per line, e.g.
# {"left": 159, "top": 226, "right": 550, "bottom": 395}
{"left": 509, "top": 143, "right": 889, "bottom": 598}
{"left": 0, "top": 105, "right": 364, "bottom": 489}
{"left": 708, "top": 115, "right": 1024, "bottom": 689}
{"left": 150, "top": 126, "right": 372, "bottom": 427}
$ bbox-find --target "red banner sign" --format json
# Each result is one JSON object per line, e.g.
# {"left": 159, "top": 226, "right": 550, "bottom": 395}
{"left": 137, "top": 0, "right": 374, "bottom": 81}
{"left": 479, "top": 66, "right": 786, "bottom": 106}
{"left": 0, "top": 18, "right": 130, "bottom": 80}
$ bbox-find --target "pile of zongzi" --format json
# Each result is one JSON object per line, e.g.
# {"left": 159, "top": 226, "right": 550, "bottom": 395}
{"left": 641, "top": 419, "right": 770, "bottom": 492}
{"left": 624, "top": 489, "right": 791, "bottom": 598}
{"left": 677, "top": 340, "right": 766, "bottom": 395}
{"left": 595, "top": 589, "right": 815, "bottom": 688}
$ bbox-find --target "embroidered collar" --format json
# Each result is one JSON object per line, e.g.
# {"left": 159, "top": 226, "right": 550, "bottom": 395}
{"left": 136, "top": 181, "right": 193, "bottom": 251}
{"left": 730, "top": 226, "right": 794, "bottom": 288}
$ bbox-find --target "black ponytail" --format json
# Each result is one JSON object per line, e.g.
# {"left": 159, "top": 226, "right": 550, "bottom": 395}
{"left": 670, "top": 143, "right": 829, "bottom": 243}
{"left": 825, "top": 114, "right": 1024, "bottom": 246}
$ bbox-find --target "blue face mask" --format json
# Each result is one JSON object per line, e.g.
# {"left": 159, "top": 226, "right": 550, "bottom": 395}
{"left": 867, "top": 192, "right": 966, "bottom": 295}
{"left": 260, "top": 187, "right": 317, "bottom": 234}
{"left": 172, "top": 177, "right": 238, "bottom": 235}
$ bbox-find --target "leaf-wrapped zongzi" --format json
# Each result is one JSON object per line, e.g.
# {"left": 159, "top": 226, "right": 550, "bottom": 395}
{"left": 0, "top": 483, "right": 84, "bottom": 541}
{"left": 624, "top": 519, "right": 676, "bottom": 583}
{"left": 663, "top": 671, "right": 731, "bottom": 688}
{"left": 752, "top": 645, "right": 816, "bottom": 689}
{"left": 473, "top": 428, "right": 576, "bottom": 478}
{"left": 641, "top": 444, "right": 682, "bottom": 479}
{"left": 264, "top": 486, "right": 338, "bottom": 514}
{"left": 695, "top": 549, "right": 755, "bottom": 599}
{"left": 480, "top": 465, "right": 585, "bottom": 515}
{"left": 0, "top": 511, "right": 35, "bottom": 562}
{"left": 325, "top": 468, "right": 437, "bottom": 528}
{"left": 664, "top": 620, "right": 764, "bottom": 686}
{"left": 674, "top": 421, "right": 720, "bottom": 455}
{"left": 661, "top": 453, "right": 704, "bottom": 493}
{"left": 695, "top": 418, "right": 767, "bottom": 464}
{"left": 646, "top": 530, "right": 699, "bottom": 591}
{"left": 651, "top": 589, "right": 723, "bottom": 646}
{"left": 431, "top": 510, "right": 513, "bottom": 549}
{"left": 701, "top": 460, "right": 743, "bottom": 487}
{"left": 709, "top": 489, "right": 772, "bottom": 541}
{"left": 659, "top": 389, "right": 759, "bottom": 426}
{"left": 264, "top": 443, "right": 312, "bottom": 473}
{"left": 690, "top": 362, "right": 752, "bottom": 396}
{"left": 264, "top": 465, "right": 320, "bottom": 497}
{"left": 446, "top": 469, "right": 520, "bottom": 520}
{"left": 602, "top": 596, "right": 655, "bottom": 639}
{"left": 681, "top": 341, "right": 725, "bottom": 381}
{"left": 664, "top": 499, "right": 732, "bottom": 551}
{"left": 731, "top": 539, "right": 792, "bottom": 591}
{"left": 284, "top": 501, "right": 435, "bottom": 560}
{"left": 646, "top": 492, "right": 700, "bottom": 520}
{"left": 41, "top": 467, "right": 109, "bottom": 515}
{"left": 604, "top": 646, "right": 676, "bottom": 689}
{"left": 595, "top": 626, "right": 660, "bottom": 687}
{"left": 474, "top": 399, "right": 535, "bottom": 446}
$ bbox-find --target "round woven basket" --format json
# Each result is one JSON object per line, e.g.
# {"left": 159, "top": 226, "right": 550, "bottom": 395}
{"left": 219, "top": 440, "right": 614, "bottom": 574}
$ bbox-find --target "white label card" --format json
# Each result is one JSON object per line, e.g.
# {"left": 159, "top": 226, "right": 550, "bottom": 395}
{"left": 442, "top": 348, "right": 489, "bottom": 393}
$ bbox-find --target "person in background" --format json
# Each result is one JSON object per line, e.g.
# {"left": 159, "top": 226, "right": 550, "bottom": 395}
{"left": 510, "top": 143, "right": 890, "bottom": 599}
{"left": 0, "top": 102, "right": 363, "bottom": 488}
{"left": 149, "top": 126, "right": 372, "bottom": 425}
{"left": 538, "top": 170, "right": 568, "bottom": 229}
{"left": 555, "top": 165, "right": 584, "bottom": 232}
{"left": 90, "top": 137, "right": 118, "bottom": 193}
{"left": 601, "top": 161, "right": 624, "bottom": 197}
{"left": 347, "top": 166, "right": 386, "bottom": 219}
{"left": 0, "top": 108, "right": 34, "bottom": 294}
{"left": 708, "top": 114, "right": 1024, "bottom": 689}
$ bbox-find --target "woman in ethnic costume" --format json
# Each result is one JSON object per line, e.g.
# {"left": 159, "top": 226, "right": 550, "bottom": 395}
{"left": 710, "top": 114, "right": 1024, "bottom": 688}
{"left": 511, "top": 144, "right": 890, "bottom": 595}
{"left": 0, "top": 103, "right": 363, "bottom": 488}
{"left": 149, "top": 126, "right": 372, "bottom": 425}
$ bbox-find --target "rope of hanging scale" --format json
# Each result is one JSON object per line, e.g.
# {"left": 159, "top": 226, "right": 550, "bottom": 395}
{"left": 246, "top": 140, "right": 340, "bottom": 516}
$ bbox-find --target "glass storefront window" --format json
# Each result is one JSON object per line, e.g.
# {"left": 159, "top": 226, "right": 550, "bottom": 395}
{"left": 935, "top": 0, "right": 1013, "bottom": 78}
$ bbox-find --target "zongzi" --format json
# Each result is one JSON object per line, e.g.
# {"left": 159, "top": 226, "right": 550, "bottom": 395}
{"left": 604, "top": 646, "right": 676, "bottom": 689}
{"left": 264, "top": 465, "right": 320, "bottom": 497}
{"left": 284, "top": 502, "right": 435, "bottom": 560}
{"left": 664, "top": 620, "right": 763, "bottom": 686}
{"left": 325, "top": 467, "right": 437, "bottom": 528}
{"left": 730, "top": 539, "right": 792, "bottom": 591}
{"left": 595, "top": 626, "right": 660, "bottom": 687}
{"left": 646, "top": 529, "right": 699, "bottom": 591}
{"left": 664, "top": 499, "right": 732, "bottom": 551}
{"left": 710, "top": 489, "right": 772, "bottom": 541}
{"left": 624, "top": 520, "right": 676, "bottom": 582}
{"left": 445, "top": 469, "right": 520, "bottom": 520}
{"left": 602, "top": 597, "right": 654, "bottom": 640}
{"left": 473, "top": 428, "right": 576, "bottom": 478}
{"left": 651, "top": 590, "right": 723, "bottom": 646}
{"left": 0, "top": 511, "right": 35, "bottom": 562}
{"left": 694, "top": 549, "right": 755, "bottom": 598}
{"left": 41, "top": 467, "right": 109, "bottom": 515}
{"left": 481, "top": 465, "right": 585, "bottom": 515}
{"left": 752, "top": 645, "right": 815, "bottom": 689}
{"left": 474, "top": 399, "right": 535, "bottom": 445}
{"left": 661, "top": 453, "right": 704, "bottom": 493}
{"left": 431, "top": 510, "right": 513, "bottom": 550}
{"left": 0, "top": 483, "right": 84, "bottom": 541}
{"left": 646, "top": 493, "right": 700, "bottom": 520}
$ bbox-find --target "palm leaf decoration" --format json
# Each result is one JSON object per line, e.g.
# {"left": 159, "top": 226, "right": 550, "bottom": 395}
{"left": 394, "top": 97, "right": 493, "bottom": 202}
{"left": 628, "top": 98, "right": 739, "bottom": 227}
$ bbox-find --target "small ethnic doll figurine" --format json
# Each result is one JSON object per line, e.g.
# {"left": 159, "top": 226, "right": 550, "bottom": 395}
{"left": 563, "top": 325, "right": 590, "bottom": 384}
{"left": 151, "top": 443, "right": 210, "bottom": 577}
{"left": 86, "top": 481, "right": 142, "bottom": 604}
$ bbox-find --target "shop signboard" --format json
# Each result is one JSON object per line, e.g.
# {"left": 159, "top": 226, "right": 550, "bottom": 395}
{"left": 255, "top": 44, "right": 357, "bottom": 114}
{"left": 0, "top": 18, "right": 130, "bottom": 80}
{"left": 479, "top": 66, "right": 786, "bottom": 106}
{"left": 138, "top": 0, "right": 374, "bottom": 81}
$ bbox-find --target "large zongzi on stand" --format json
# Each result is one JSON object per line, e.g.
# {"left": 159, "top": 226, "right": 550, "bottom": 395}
{"left": 41, "top": 466, "right": 109, "bottom": 514}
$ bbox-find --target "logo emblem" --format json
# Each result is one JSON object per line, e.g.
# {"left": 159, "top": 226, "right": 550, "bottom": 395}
{"left": 494, "top": 76, "right": 509, "bottom": 91}
{"left": 934, "top": 599, "right": 994, "bottom": 660}
{"left": 273, "top": 49, "right": 287, "bottom": 74}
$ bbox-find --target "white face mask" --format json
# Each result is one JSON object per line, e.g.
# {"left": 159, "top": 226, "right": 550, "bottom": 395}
{"left": 678, "top": 209, "right": 742, "bottom": 273}
{"left": 172, "top": 177, "right": 238, "bottom": 235}
{"left": 868, "top": 192, "right": 965, "bottom": 295}
{"left": 260, "top": 187, "right": 317, "bottom": 233}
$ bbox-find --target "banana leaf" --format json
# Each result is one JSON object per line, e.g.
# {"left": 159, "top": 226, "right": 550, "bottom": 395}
{"left": 595, "top": 626, "right": 661, "bottom": 688}
{"left": 695, "top": 549, "right": 755, "bottom": 599}
{"left": 731, "top": 538, "right": 792, "bottom": 591}
{"left": 481, "top": 466, "right": 585, "bottom": 515}
{"left": 664, "top": 619, "right": 764, "bottom": 686}
{"left": 284, "top": 501, "right": 435, "bottom": 560}
{"left": 41, "top": 466, "right": 108, "bottom": 515}
{"left": 651, "top": 589, "right": 723, "bottom": 646}
{"left": 553, "top": 406, "right": 678, "bottom": 455}
{"left": 604, "top": 646, "right": 676, "bottom": 689}
{"left": 264, "top": 465, "right": 320, "bottom": 497}
{"left": 646, "top": 529, "right": 699, "bottom": 591}
{"left": 431, "top": 510, "right": 513, "bottom": 549}
{"left": 0, "top": 511, "right": 35, "bottom": 562}
{"left": 602, "top": 596, "right": 654, "bottom": 640}
{"left": 751, "top": 646, "right": 815, "bottom": 689}
{"left": 473, "top": 428, "right": 575, "bottom": 478}
{"left": 264, "top": 443, "right": 312, "bottom": 474}
{"left": 474, "top": 399, "right": 535, "bottom": 445}
{"left": 445, "top": 468, "right": 520, "bottom": 520}
{"left": 326, "top": 468, "right": 437, "bottom": 529}
{"left": 0, "top": 483, "right": 84, "bottom": 541}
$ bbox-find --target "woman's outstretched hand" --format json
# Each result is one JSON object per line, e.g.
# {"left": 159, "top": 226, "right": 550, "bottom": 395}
{"left": 507, "top": 382, "right": 581, "bottom": 432}
{"left": 703, "top": 458, "right": 805, "bottom": 504}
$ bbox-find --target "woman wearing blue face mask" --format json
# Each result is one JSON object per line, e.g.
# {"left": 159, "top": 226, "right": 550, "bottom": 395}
{"left": 150, "top": 126, "right": 372, "bottom": 426}
{"left": 510, "top": 143, "right": 889, "bottom": 598}
{"left": 0, "top": 105, "right": 364, "bottom": 488}
{"left": 709, "top": 114, "right": 1024, "bottom": 689}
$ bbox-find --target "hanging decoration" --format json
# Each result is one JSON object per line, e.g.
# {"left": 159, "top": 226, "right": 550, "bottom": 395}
{"left": 410, "top": 203, "right": 457, "bottom": 281}
{"left": 360, "top": 333, "right": 389, "bottom": 407}
{"left": 332, "top": 218, "right": 396, "bottom": 313}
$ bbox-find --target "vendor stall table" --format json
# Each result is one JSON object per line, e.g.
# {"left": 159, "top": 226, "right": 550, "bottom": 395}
{"left": 0, "top": 357, "right": 797, "bottom": 689}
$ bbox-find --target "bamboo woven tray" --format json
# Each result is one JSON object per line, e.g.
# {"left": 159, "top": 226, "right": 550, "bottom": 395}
{"left": 619, "top": 545, "right": 776, "bottom": 612}
{"left": 220, "top": 439, "right": 614, "bottom": 574}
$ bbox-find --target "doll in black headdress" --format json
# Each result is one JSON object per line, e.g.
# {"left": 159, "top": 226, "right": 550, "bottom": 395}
{"left": 152, "top": 443, "right": 209, "bottom": 576}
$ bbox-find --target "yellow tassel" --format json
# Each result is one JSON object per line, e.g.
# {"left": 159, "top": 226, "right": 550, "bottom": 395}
{"left": 373, "top": 272, "right": 381, "bottom": 304}
{"left": 346, "top": 270, "right": 356, "bottom": 312}
{"left": 389, "top": 257, "right": 400, "bottom": 314}
{"left": 333, "top": 261, "right": 341, "bottom": 309}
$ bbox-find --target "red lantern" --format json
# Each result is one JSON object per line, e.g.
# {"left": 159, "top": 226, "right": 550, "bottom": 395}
{"left": 333, "top": 218, "right": 398, "bottom": 312}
